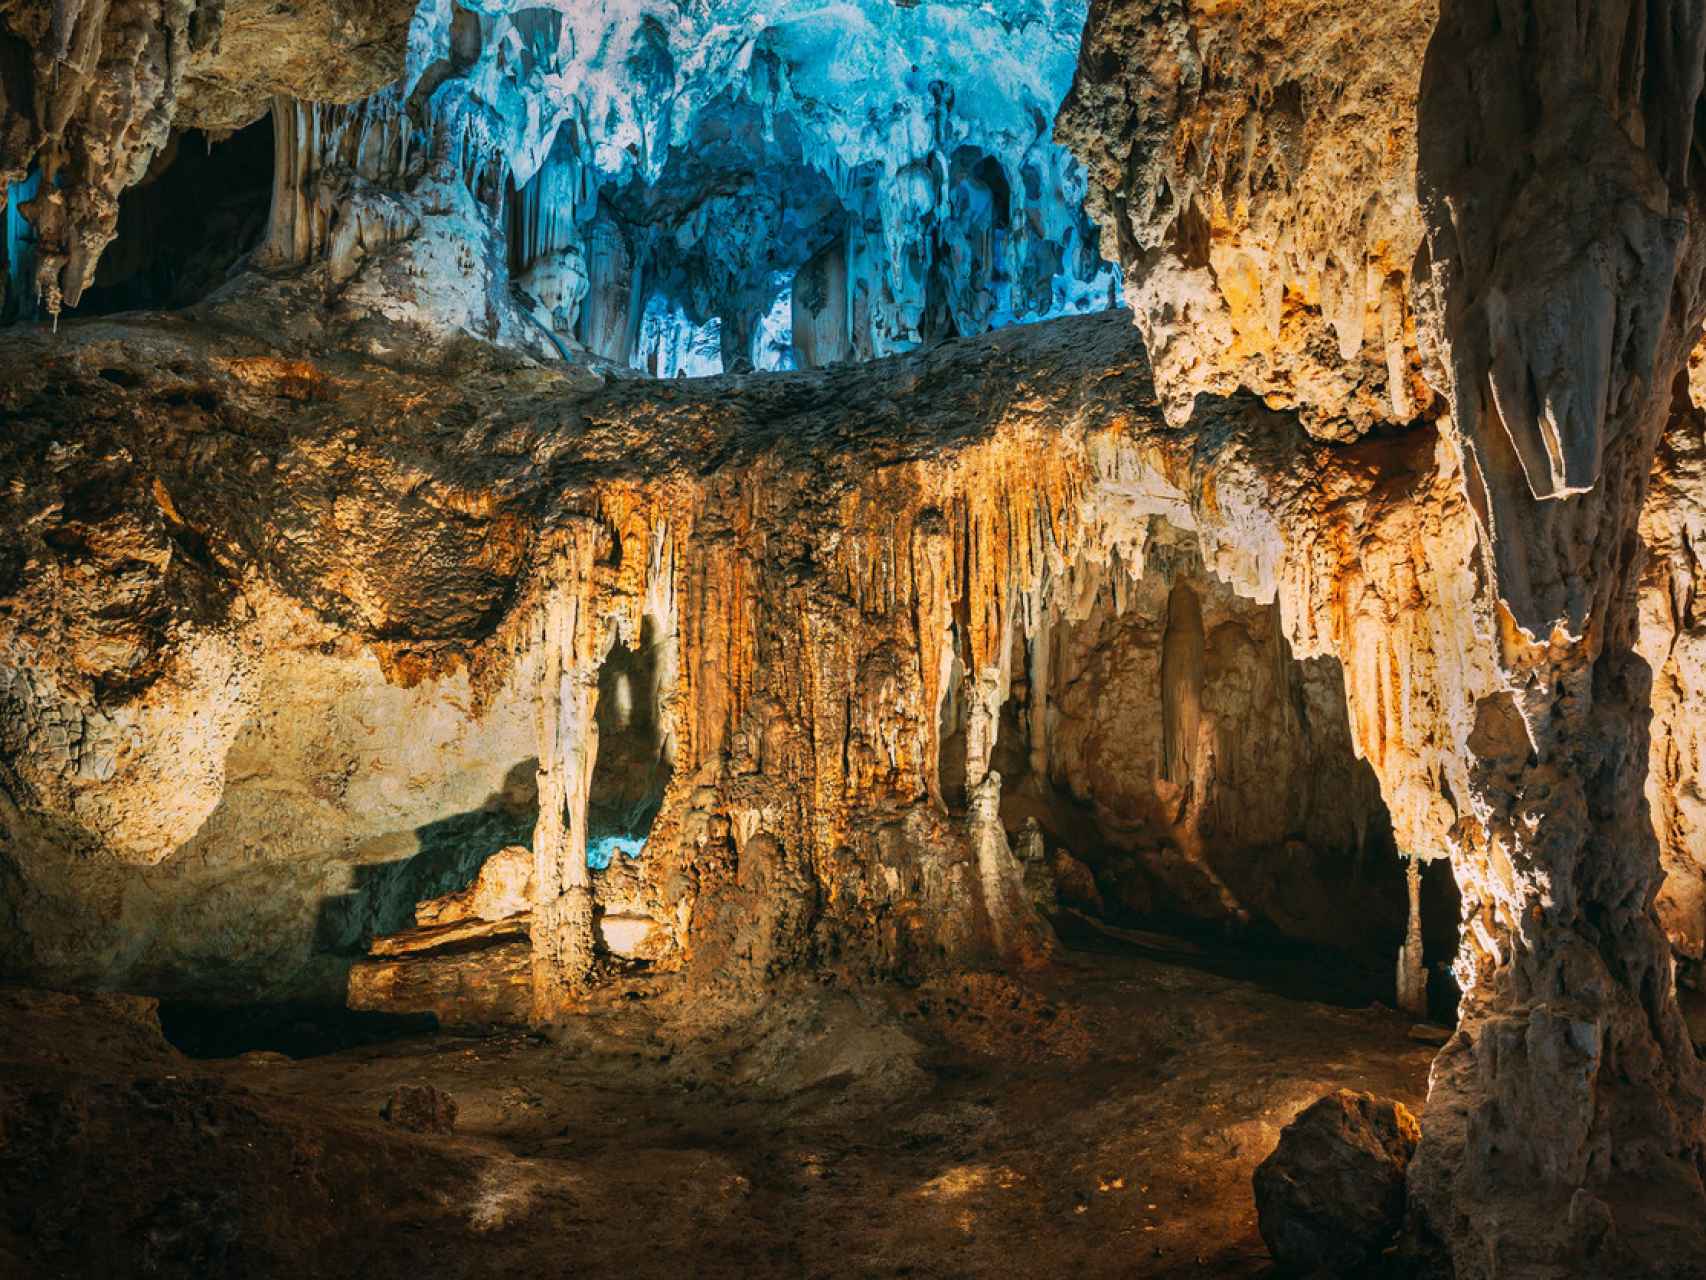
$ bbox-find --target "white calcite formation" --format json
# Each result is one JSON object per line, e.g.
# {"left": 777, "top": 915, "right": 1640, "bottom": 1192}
{"left": 3, "top": 0, "right": 1119, "bottom": 375}
{"left": 448, "top": 0, "right": 1120, "bottom": 370}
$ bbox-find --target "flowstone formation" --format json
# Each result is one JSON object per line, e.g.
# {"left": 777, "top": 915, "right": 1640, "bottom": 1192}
{"left": 1061, "top": 0, "right": 1706, "bottom": 1270}
{"left": 0, "top": 305, "right": 1477, "bottom": 1018}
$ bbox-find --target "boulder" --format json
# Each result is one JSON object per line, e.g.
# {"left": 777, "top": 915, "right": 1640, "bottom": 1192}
{"left": 1253, "top": 1089, "right": 1420, "bottom": 1275}
{"left": 414, "top": 845, "right": 534, "bottom": 927}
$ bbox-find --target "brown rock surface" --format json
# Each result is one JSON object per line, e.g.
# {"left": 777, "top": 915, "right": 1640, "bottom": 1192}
{"left": 0, "top": 933, "right": 1439, "bottom": 1279}
{"left": 1252, "top": 1089, "right": 1420, "bottom": 1275}
{"left": 380, "top": 1082, "right": 458, "bottom": 1134}
{"left": 348, "top": 926, "right": 531, "bottom": 1029}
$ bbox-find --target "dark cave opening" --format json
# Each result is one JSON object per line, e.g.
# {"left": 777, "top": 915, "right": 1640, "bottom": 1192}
{"left": 157, "top": 1001, "right": 437, "bottom": 1061}
{"left": 586, "top": 620, "right": 675, "bottom": 959}
{"left": 73, "top": 115, "right": 274, "bottom": 316}
{"left": 988, "top": 537, "right": 1463, "bottom": 1021}
{"left": 587, "top": 620, "right": 673, "bottom": 873}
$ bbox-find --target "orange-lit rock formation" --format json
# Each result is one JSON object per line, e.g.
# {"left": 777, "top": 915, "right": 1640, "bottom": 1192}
{"left": 0, "top": 307, "right": 1479, "bottom": 1012}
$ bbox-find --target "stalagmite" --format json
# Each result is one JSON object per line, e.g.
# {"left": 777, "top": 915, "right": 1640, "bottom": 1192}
{"left": 530, "top": 538, "right": 603, "bottom": 1019}
{"left": 1395, "top": 854, "right": 1427, "bottom": 1017}
{"left": 1159, "top": 579, "right": 1205, "bottom": 796}
{"left": 581, "top": 210, "right": 638, "bottom": 364}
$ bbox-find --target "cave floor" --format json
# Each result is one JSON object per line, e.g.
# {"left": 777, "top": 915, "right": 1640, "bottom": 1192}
{"left": 3, "top": 928, "right": 1435, "bottom": 1280}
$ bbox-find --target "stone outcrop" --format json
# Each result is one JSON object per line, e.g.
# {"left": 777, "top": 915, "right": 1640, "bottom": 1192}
{"left": 348, "top": 919, "right": 532, "bottom": 1029}
{"left": 1252, "top": 1089, "right": 1420, "bottom": 1275}
{"left": 1061, "top": 1, "right": 1706, "bottom": 1272}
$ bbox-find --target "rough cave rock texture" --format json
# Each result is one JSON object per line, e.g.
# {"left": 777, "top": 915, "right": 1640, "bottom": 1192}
{"left": 1061, "top": 0, "right": 1706, "bottom": 1272}
{"left": 1057, "top": 0, "right": 1437, "bottom": 440}
{"left": 0, "top": 307, "right": 1473, "bottom": 1021}
{"left": 0, "top": 0, "right": 414, "bottom": 316}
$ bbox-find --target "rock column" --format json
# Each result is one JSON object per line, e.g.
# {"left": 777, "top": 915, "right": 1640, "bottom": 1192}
{"left": 529, "top": 536, "right": 604, "bottom": 1021}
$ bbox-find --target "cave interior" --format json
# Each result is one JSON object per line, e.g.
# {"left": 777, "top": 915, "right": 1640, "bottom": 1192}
{"left": 3, "top": 0, "right": 1706, "bottom": 1277}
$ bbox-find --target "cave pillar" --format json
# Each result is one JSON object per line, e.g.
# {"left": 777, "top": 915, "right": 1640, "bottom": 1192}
{"left": 1402, "top": 0, "right": 1706, "bottom": 1261}
{"left": 961, "top": 599, "right": 1047, "bottom": 964}
{"left": 581, "top": 211, "right": 637, "bottom": 365}
{"left": 529, "top": 536, "right": 605, "bottom": 1021}
{"left": 912, "top": 515, "right": 955, "bottom": 812}
{"left": 257, "top": 97, "right": 318, "bottom": 270}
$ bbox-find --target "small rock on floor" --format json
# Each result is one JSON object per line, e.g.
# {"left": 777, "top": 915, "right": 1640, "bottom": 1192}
{"left": 380, "top": 1083, "right": 459, "bottom": 1134}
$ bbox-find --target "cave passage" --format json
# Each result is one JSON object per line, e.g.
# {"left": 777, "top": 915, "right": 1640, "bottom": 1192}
{"left": 74, "top": 116, "right": 275, "bottom": 317}
{"left": 978, "top": 527, "right": 1462, "bottom": 1018}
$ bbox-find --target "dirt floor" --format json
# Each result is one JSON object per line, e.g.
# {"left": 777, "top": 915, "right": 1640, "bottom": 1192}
{"left": 1, "top": 922, "right": 1435, "bottom": 1279}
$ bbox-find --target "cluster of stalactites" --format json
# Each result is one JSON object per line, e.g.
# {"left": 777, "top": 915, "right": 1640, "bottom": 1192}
{"left": 252, "top": 57, "right": 564, "bottom": 302}
{"left": 511, "top": 142, "right": 1118, "bottom": 376}
{"left": 0, "top": 0, "right": 216, "bottom": 320}
{"left": 418, "top": 0, "right": 1119, "bottom": 375}
{"left": 258, "top": 93, "right": 417, "bottom": 281}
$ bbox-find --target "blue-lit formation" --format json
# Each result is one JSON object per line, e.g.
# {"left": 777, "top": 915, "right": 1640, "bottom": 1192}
{"left": 586, "top": 834, "right": 648, "bottom": 872}
{"left": 3, "top": 0, "right": 1118, "bottom": 370}
{"left": 475, "top": 0, "right": 1120, "bottom": 374}
{"left": 2, "top": 172, "right": 39, "bottom": 325}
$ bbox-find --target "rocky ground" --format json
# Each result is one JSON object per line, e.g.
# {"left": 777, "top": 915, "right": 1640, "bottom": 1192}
{"left": 0, "top": 926, "right": 1434, "bottom": 1279}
